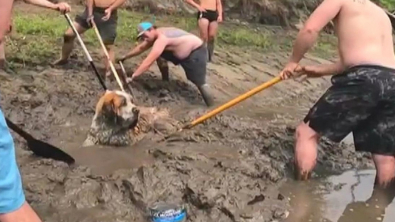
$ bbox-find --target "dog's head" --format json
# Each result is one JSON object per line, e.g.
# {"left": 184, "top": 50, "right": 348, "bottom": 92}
{"left": 95, "top": 90, "right": 139, "bottom": 128}
{"left": 83, "top": 90, "right": 140, "bottom": 147}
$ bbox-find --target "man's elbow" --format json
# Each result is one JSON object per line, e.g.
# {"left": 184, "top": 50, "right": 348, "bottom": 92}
{"left": 300, "top": 26, "right": 320, "bottom": 37}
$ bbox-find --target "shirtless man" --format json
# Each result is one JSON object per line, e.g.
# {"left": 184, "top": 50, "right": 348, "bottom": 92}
{"left": 0, "top": 0, "right": 70, "bottom": 73}
{"left": 52, "top": 0, "right": 126, "bottom": 79}
{"left": 185, "top": 0, "right": 223, "bottom": 62}
{"left": 116, "top": 22, "right": 215, "bottom": 107}
{"left": 1, "top": 1, "right": 70, "bottom": 222}
{"left": 279, "top": 0, "right": 395, "bottom": 189}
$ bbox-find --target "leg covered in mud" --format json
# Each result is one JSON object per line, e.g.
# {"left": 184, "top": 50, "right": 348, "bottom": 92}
{"left": 156, "top": 57, "right": 169, "bottom": 81}
{"left": 298, "top": 65, "right": 395, "bottom": 185}
{"left": 180, "top": 45, "right": 214, "bottom": 107}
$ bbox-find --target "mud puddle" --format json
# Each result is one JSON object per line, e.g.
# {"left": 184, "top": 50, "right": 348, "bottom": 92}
{"left": 281, "top": 169, "right": 395, "bottom": 222}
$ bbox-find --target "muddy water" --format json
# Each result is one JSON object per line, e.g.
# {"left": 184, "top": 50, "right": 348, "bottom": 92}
{"left": 0, "top": 47, "right": 374, "bottom": 222}
{"left": 282, "top": 169, "right": 395, "bottom": 222}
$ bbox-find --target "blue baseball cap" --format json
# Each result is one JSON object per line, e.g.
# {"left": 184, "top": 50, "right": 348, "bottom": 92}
{"left": 137, "top": 22, "right": 153, "bottom": 39}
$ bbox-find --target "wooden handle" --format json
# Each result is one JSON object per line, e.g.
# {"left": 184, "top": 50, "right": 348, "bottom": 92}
{"left": 91, "top": 21, "right": 125, "bottom": 92}
{"left": 187, "top": 76, "right": 282, "bottom": 128}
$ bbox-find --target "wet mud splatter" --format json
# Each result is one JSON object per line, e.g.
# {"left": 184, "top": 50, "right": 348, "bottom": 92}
{"left": 0, "top": 46, "right": 373, "bottom": 222}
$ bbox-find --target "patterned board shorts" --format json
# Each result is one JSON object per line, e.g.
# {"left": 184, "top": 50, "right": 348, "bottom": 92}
{"left": 304, "top": 64, "right": 395, "bottom": 155}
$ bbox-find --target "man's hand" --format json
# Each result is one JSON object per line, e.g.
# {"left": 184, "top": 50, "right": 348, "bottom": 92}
{"left": 54, "top": 2, "right": 71, "bottom": 13}
{"left": 102, "top": 8, "right": 112, "bottom": 21}
{"left": 279, "top": 62, "right": 300, "bottom": 80}
{"left": 218, "top": 15, "right": 223, "bottom": 22}
{"left": 86, "top": 15, "right": 94, "bottom": 26}
{"left": 115, "top": 56, "right": 126, "bottom": 63}
{"left": 126, "top": 76, "right": 135, "bottom": 83}
{"left": 198, "top": 6, "right": 206, "bottom": 12}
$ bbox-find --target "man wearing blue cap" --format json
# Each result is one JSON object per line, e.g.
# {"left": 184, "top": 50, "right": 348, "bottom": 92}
{"left": 117, "top": 22, "right": 215, "bottom": 107}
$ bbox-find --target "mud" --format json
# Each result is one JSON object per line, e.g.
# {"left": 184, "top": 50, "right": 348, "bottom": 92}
{"left": 1, "top": 21, "right": 374, "bottom": 222}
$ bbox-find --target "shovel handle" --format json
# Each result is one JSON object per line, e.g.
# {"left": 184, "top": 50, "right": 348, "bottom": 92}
{"left": 90, "top": 20, "right": 125, "bottom": 92}
{"left": 64, "top": 14, "right": 107, "bottom": 91}
{"left": 187, "top": 76, "right": 282, "bottom": 129}
{"left": 118, "top": 61, "right": 135, "bottom": 97}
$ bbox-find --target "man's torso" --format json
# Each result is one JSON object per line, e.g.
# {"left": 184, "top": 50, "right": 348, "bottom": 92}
{"left": 157, "top": 27, "right": 203, "bottom": 60}
{"left": 333, "top": 0, "right": 395, "bottom": 69}
{"left": 92, "top": 0, "right": 117, "bottom": 9}
{"left": 199, "top": 0, "right": 217, "bottom": 11}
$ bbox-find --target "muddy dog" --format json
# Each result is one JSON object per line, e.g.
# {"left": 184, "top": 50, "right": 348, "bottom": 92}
{"left": 83, "top": 90, "right": 179, "bottom": 147}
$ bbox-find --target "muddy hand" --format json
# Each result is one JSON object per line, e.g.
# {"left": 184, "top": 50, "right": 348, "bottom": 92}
{"left": 55, "top": 2, "right": 71, "bottom": 13}
{"left": 279, "top": 62, "right": 299, "bottom": 80}
{"left": 86, "top": 15, "right": 94, "bottom": 27}
{"left": 102, "top": 8, "right": 111, "bottom": 21}
{"left": 218, "top": 15, "right": 223, "bottom": 23}
{"left": 116, "top": 56, "right": 125, "bottom": 63}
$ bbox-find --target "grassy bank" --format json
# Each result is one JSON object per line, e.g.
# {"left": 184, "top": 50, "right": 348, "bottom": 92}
{"left": 5, "top": 6, "right": 337, "bottom": 67}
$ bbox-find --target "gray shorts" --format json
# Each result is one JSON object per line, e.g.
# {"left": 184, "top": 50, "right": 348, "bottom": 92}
{"left": 75, "top": 7, "right": 118, "bottom": 44}
{"left": 180, "top": 45, "right": 208, "bottom": 86}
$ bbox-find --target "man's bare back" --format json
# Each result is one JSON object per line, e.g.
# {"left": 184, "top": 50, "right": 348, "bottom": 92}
{"left": 334, "top": 0, "right": 395, "bottom": 68}
{"left": 157, "top": 27, "right": 203, "bottom": 60}
{"left": 93, "top": 0, "right": 117, "bottom": 8}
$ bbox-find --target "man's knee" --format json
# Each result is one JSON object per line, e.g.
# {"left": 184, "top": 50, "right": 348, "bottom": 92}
{"left": 296, "top": 122, "right": 319, "bottom": 141}
{"left": 63, "top": 30, "right": 76, "bottom": 43}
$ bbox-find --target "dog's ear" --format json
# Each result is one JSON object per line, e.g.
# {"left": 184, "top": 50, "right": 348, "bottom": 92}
{"left": 102, "top": 93, "right": 127, "bottom": 116}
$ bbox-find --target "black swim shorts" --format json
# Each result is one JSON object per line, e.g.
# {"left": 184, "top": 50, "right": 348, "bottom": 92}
{"left": 75, "top": 7, "right": 118, "bottom": 45}
{"left": 197, "top": 10, "right": 218, "bottom": 23}
{"left": 304, "top": 64, "right": 395, "bottom": 155}
{"left": 180, "top": 44, "right": 208, "bottom": 87}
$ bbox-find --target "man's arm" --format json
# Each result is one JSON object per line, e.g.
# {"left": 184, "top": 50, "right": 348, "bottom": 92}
{"left": 23, "top": 0, "right": 57, "bottom": 10}
{"left": 289, "top": 0, "right": 342, "bottom": 63}
{"left": 122, "top": 40, "right": 153, "bottom": 60}
{"left": 0, "top": 0, "right": 14, "bottom": 43}
{"left": 108, "top": 0, "right": 126, "bottom": 11}
{"left": 216, "top": 0, "right": 223, "bottom": 18}
{"left": 131, "top": 37, "right": 167, "bottom": 78}
{"left": 86, "top": 0, "right": 94, "bottom": 17}
{"left": 313, "top": 60, "right": 344, "bottom": 76}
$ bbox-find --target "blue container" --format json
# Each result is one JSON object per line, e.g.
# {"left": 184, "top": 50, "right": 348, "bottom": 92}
{"left": 148, "top": 202, "right": 187, "bottom": 222}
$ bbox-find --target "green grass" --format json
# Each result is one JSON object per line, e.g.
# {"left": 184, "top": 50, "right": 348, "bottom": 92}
{"left": 5, "top": 8, "right": 336, "bottom": 66}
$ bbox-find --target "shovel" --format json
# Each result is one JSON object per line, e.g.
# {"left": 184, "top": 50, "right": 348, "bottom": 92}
{"left": 90, "top": 20, "right": 126, "bottom": 92}
{"left": 5, "top": 117, "right": 75, "bottom": 164}
{"left": 64, "top": 14, "right": 107, "bottom": 91}
{"left": 159, "top": 76, "right": 282, "bottom": 141}
{"left": 118, "top": 61, "right": 136, "bottom": 98}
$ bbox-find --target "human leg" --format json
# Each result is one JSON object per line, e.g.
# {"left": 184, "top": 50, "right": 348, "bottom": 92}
{"left": 0, "top": 108, "right": 41, "bottom": 222}
{"left": 207, "top": 21, "right": 218, "bottom": 62}
{"left": 96, "top": 9, "right": 117, "bottom": 78}
{"left": 156, "top": 57, "right": 169, "bottom": 81}
{"left": 197, "top": 12, "right": 209, "bottom": 42}
{"left": 52, "top": 9, "right": 89, "bottom": 65}
{"left": 52, "top": 22, "right": 87, "bottom": 65}
{"left": 181, "top": 45, "right": 214, "bottom": 106}
{"left": 296, "top": 67, "right": 381, "bottom": 180}
{"left": 0, "top": 202, "right": 42, "bottom": 222}
{"left": 0, "top": 40, "right": 5, "bottom": 70}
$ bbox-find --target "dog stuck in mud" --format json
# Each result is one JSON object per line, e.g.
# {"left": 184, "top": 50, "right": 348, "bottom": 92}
{"left": 83, "top": 90, "right": 179, "bottom": 147}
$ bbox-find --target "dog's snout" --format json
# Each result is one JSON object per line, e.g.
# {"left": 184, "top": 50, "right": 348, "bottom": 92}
{"left": 132, "top": 107, "right": 139, "bottom": 114}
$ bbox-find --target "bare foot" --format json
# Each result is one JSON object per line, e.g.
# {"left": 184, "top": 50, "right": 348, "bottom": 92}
{"left": 51, "top": 58, "right": 68, "bottom": 66}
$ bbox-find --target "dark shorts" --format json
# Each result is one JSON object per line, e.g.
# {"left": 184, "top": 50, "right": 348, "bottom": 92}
{"left": 197, "top": 10, "right": 218, "bottom": 23}
{"left": 304, "top": 64, "right": 395, "bottom": 155}
{"left": 75, "top": 7, "right": 118, "bottom": 44}
{"left": 179, "top": 45, "right": 208, "bottom": 86}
